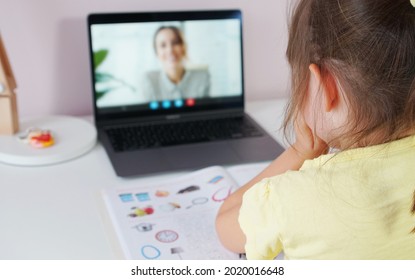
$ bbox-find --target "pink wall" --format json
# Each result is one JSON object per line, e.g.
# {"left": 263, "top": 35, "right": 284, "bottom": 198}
{"left": 0, "top": 0, "right": 290, "bottom": 117}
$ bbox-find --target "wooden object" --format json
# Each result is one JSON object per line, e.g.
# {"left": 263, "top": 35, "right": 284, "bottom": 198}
{"left": 0, "top": 33, "right": 19, "bottom": 135}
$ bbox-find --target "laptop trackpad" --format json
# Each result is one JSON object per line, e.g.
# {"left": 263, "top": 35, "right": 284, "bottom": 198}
{"left": 163, "top": 142, "right": 240, "bottom": 169}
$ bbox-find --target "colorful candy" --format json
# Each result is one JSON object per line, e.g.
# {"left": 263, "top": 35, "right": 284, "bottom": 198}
{"left": 18, "top": 128, "right": 55, "bottom": 148}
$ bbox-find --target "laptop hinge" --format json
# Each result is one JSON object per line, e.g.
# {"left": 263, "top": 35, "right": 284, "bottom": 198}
{"left": 96, "top": 108, "right": 244, "bottom": 128}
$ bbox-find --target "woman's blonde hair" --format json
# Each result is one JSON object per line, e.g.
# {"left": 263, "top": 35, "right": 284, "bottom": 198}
{"left": 284, "top": 0, "right": 415, "bottom": 148}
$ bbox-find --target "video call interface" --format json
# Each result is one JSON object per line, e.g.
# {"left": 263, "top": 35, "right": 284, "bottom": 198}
{"left": 90, "top": 18, "right": 243, "bottom": 114}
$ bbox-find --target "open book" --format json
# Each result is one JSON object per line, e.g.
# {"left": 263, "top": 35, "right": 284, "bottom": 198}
{"left": 102, "top": 163, "right": 269, "bottom": 260}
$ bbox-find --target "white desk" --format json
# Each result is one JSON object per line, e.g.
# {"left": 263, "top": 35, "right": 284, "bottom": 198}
{"left": 0, "top": 98, "right": 288, "bottom": 259}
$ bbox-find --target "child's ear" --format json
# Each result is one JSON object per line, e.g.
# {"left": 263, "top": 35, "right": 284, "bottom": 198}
{"left": 309, "top": 64, "right": 339, "bottom": 112}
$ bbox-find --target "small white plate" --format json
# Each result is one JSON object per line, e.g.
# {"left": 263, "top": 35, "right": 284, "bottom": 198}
{"left": 0, "top": 115, "right": 96, "bottom": 166}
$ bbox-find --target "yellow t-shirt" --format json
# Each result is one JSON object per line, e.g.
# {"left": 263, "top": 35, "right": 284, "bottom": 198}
{"left": 239, "top": 135, "right": 415, "bottom": 259}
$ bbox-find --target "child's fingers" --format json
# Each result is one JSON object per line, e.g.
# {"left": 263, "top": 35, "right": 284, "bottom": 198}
{"left": 294, "top": 114, "right": 314, "bottom": 144}
{"left": 294, "top": 113, "right": 328, "bottom": 158}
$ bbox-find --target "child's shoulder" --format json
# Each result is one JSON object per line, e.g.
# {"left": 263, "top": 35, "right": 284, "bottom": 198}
{"left": 250, "top": 169, "right": 320, "bottom": 201}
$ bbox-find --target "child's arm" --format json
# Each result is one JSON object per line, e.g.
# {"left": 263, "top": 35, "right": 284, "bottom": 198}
{"left": 215, "top": 116, "right": 327, "bottom": 253}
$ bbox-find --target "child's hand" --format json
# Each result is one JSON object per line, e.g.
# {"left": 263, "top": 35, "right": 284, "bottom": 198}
{"left": 292, "top": 114, "right": 328, "bottom": 160}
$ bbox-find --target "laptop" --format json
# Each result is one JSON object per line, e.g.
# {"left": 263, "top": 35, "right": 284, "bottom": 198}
{"left": 87, "top": 10, "right": 284, "bottom": 177}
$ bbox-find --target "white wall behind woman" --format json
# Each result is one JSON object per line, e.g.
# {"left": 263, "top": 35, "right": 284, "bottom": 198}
{"left": 0, "top": 0, "right": 290, "bottom": 117}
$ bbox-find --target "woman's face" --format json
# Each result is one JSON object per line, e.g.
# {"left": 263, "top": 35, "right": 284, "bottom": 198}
{"left": 155, "top": 28, "right": 185, "bottom": 70}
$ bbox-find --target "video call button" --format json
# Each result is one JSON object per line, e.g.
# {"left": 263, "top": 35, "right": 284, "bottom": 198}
{"left": 149, "top": 101, "right": 159, "bottom": 110}
{"left": 162, "top": 100, "right": 172, "bottom": 109}
{"left": 174, "top": 99, "right": 184, "bottom": 108}
{"left": 186, "top": 98, "right": 195, "bottom": 107}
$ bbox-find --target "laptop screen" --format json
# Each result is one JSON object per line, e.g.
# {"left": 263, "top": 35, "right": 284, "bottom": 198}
{"left": 87, "top": 10, "right": 244, "bottom": 121}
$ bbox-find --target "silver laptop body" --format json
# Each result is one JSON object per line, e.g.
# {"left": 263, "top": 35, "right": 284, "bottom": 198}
{"left": 87, "top": 10, "right": 284, "bottom": 177}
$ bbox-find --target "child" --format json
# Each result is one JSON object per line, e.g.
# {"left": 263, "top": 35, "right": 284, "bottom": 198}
{"left": 216, "top": 0, "right": 415, "bottom": 259}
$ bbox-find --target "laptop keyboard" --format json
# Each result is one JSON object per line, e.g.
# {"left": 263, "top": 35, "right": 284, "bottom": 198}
{"left": 105, "top": 116, "right": 264, "bottom": 152}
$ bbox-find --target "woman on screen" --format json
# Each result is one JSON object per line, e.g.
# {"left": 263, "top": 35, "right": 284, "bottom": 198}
{"left": 142, "top": 26, "right": 211, "bottom": 102}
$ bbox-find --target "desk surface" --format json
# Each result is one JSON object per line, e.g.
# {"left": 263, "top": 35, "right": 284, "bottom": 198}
{"left": 0, "top": 98, "right": 288, "bottom": 259}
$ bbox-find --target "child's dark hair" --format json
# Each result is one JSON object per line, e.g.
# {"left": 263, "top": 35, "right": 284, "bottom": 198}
{"left": 284, "top": 0, "right": 415, "bottom": 232}
{"left": 284, "top": 0, "right": 415, "bottom": 148}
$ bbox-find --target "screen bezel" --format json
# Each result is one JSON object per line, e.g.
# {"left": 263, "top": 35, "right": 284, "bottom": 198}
{"left": 87, "top": 10, "right": 244, "bottom": 123}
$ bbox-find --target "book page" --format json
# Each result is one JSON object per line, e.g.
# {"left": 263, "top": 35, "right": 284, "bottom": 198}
{"left": 102, "top": 166, "right": 245, "bottom": 260}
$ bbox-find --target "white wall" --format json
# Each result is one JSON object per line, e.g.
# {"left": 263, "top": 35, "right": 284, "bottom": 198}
{"left": 0, "top": 0, "right": 290, "bottom": 117}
